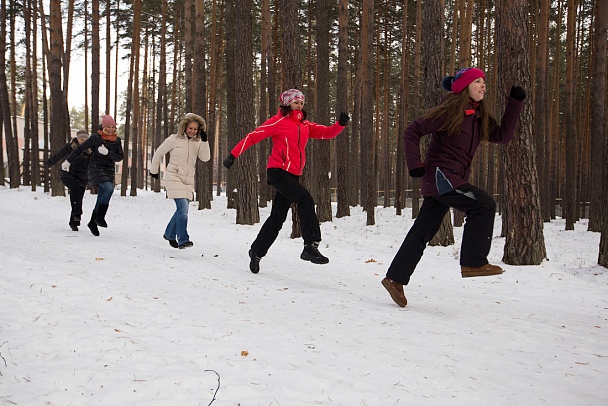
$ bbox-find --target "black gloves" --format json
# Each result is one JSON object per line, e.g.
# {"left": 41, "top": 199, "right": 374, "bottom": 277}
{"left": 510, "top": 86, "right": 526, "bottom": 101}
{"left": 200, "top": 130, "right": 208, "bottom": 142}
{"left": 409, "top": 167, "right": 425, "bottom": 178}
{"left": 338, "top": 112, "right": 350, "bottom": 126}
{"left": 223, "top": 153, "right": 236, "bottom": 169}
{"left": 43, "top": 159, "right": 51, "bottom": 168}
{"left": 150, "top": 171, "right": 159, "bottom": 179}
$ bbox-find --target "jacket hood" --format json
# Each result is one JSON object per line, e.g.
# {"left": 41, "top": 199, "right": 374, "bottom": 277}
{"left": 177, "top": 113, "right": 206, "bottom": 140}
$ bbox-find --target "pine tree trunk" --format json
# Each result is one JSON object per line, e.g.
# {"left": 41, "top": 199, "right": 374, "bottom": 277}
{"left": 588, "top": 0, "right": 607, "bottom": 232}
{"left": 563, "top": 0, "right": 577, "bottom": 230}
{"left": 315, "top": 0, "right": 332, "bottom": 222}
{"left": 235, "top": 0, "right": 259, "bottom": 225}
{"left": 48, "top": 0, "right": 67, "bottom": 195}
{"left": 423, "top": 0, "right": 454, "bottom": 247}
{"left": 0, "top": 0, "right": 19, "bottom": 187}
{"left": 360, "top": 0, "right": 375, "bottom": 226}
{"left": 496, "top": 0, "right": 547, "bottom": 265}
{"left": 335, "top": 0, "right": 350, "bottom": 218}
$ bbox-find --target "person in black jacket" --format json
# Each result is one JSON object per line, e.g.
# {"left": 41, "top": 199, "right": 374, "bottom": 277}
{"left": 63, "top": 115, "right": 124, "bottom": 236}
{"left": 45, "top": 130, "right": 92, "bottom": 231}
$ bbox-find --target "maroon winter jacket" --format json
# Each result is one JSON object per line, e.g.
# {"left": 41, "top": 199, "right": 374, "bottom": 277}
{"left": 404, "top": 96, "right": 524, "bottom": 196}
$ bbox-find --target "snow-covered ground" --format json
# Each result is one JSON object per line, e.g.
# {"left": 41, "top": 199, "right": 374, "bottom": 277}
{"left": 1, "top": 187, "right": 606, "bottom": 405}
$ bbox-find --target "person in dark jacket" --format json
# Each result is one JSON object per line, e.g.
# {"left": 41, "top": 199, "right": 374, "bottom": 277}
{"left": 45, "top": 130, "right": 92, "bottom": 231}
{"left": 63, "top": 115, "right": 124, "bottom": 236}
{"left": 223, "top": 88, "right": 350, "bottom": 274}
{"left": 381, "top": 67, "right": 527, "bottom": 307}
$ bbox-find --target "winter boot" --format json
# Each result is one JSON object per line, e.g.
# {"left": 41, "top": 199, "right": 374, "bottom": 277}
{"left": 95, "top": 203, "right": 109, "bottom": 228}
{"left": 69, "top": 213, "right": 80, "bottom": 231}
{"left": 249, "top": 249, "right": 261, "bottom": 274}
{"left": 461, "top": 264, "right": 504, "bottom": 278}
{"left": 178, "top": 241, "right": 194, "bottom": 249}
{"left": 300, "top": 241, "right": 329, "bottom": 264}
{"left": 164, "top": 235, "right": 179, "bottom": 248}
{"left": 381, "top": 278, "right": 408, "bottom": 307}
{"left": 88, "top": 211, "right": 100, "bottom": 236}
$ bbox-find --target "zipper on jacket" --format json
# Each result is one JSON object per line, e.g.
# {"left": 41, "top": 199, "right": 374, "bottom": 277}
{"left": 298, "top": 125, "right": 302, "bottom": 173}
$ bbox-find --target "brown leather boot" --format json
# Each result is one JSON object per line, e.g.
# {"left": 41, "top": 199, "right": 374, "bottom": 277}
{"left": 381, "top": 278, "right": 407, "bottom": 307}
{"left": 461, "top": 263, "right": 503, "bottom": 278}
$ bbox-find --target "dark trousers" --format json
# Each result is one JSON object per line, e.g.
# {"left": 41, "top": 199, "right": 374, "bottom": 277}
{"left": 251, "top": 168, "right": 321, "bottom": 257}
{"left": 386, "top": 184, "right": 496, "bottom": 285}
{"left": 62, "top": 178, "right": 87, "bottom": 226}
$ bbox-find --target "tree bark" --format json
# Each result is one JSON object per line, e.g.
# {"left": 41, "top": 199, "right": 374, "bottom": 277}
{"left": 535, "top": 0, "right": 552, "bottom": 222}
{"left": 314, "top": 0, "right": 332, "bottom": 222}
{"left": 588, "top": 0, "right": 607, "bottom": 232}
{"left": 48, "top": 0, "right": 68, "bottom": 195}
{"left": 563, "top": 0, "right": 577, "bottom": 230}
{"left": 424, "top": 0, "right": 454, "bottom": 247}
{"left": 360, "top": 0, "right": 375, "bottom": 225}
{"left": 0, "top": 0, "right": 19, "bottom": 187}
{"left": 235, "top": 0, "right": 259, "bottom": 225}
{"left": 335, "top": 0, "right": 350, "bottom": 218}
{"left": 195, "top": 0, "right": 211, "bottom": 209}
{"left": 496, "top": 0, "right": 547, "bottom": 265}
{"left": 91, "top": 0, "right": 100, "bottom": 131}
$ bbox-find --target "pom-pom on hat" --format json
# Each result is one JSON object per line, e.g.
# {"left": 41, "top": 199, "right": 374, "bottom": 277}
{"left": 441, "top": 67, "right": 486, "bottom": 95}
{"left": 279, "top": 89, "right": 305, "bottom": 106}
{"left": 101, "top": 114, "right": 116, "bottom": 128}
{"left": 76, "top": 130, "right": 89, "bottom": 140}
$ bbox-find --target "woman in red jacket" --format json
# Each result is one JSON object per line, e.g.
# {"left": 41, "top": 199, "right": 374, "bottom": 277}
{"left": 223, "top": 88, "right": 350, "bottom": 274}
{"left": 381, "top": 67, "right": 526, "bottom": 307}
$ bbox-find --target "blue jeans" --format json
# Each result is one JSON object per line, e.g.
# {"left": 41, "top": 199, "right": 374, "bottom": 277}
{"left": 164, "top": 198, "right": 190, "bottom": 244}
{"left": 94, "top": 181, "right": 114, "bottom": 210}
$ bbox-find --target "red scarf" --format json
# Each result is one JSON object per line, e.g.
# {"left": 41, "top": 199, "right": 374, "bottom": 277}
{"left": 465, "top": 100, "right": 480, "bottom": 116}
{"left": 99, "top": 130, "right": 117, "bottom": 142}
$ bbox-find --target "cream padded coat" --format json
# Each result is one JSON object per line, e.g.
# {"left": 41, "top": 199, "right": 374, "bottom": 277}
{"left": 150, "top": 132, "right": 210, "bottom": 200}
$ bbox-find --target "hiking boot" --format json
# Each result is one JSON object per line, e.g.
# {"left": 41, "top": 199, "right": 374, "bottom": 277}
{"left": 300, "top": 242, "right": 329, "bottom": 264}
{"left": 461, "top": 263, "right": 504, "bottom": 278}
{"left": 178, "top": 241, "right": 194, "bottom": 249}
{"left": 249, "top": 249, "right": 261, "bottom": 274}
{"left": 381, "top": 277, "right": 407, "bottom": 307}
{"left": 164, "top": 235, "right": 179, "bottom": 248}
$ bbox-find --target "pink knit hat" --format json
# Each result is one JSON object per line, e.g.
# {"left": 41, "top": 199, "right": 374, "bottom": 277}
{"left": 441, "top": 67, "right": 486, "bottom": 95}
{"left": 279, "top": 89, "right": 305, "bottom": 106}
{"left": 101, "top": 115, "right": 116, "bottom": 128}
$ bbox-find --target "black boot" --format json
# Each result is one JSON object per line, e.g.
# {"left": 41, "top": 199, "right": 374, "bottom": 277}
{"left": 249, "top": 249, "right": 261, "bottom": 274}
{"left": 96, "top": 204, "right": 109, "bottom": 228}
{"left": 69, "top": 213, "right": 80, "bottom": 231}
{"left": 300, "top": 241, "right": 329, "bottom": 264}
{"left": 88, "top": 211, "right": 100, "bottom": 236}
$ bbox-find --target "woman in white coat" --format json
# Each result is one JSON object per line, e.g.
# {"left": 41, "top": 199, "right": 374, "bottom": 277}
{"left": 150, "top": 113, "right": 211, "bottom": 249}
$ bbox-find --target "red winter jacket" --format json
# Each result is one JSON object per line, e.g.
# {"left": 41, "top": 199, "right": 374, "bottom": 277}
{"left": 230, "top": 109, "right": 346, "bottom": 176}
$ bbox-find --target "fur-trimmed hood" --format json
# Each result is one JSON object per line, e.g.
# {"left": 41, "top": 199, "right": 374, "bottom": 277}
{"left": 177, "top": 113, "right": 206, "bottom": 140}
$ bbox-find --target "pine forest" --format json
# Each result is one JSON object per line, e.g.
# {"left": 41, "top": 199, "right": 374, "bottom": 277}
{"left": 1, "top": 0, "right": 607, "bottom": 268}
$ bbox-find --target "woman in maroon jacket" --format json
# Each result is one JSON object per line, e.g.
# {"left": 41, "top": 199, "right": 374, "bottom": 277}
{"left": 382, "top": 67, "right": 526, "bottom": 307}
{"left": 223, "top": 88, "right": 349, "bottom": 274}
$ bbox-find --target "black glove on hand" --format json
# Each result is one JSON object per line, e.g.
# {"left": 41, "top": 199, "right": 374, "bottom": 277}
{"left": 150, "top": 171, "right": 159, "bottom": 179}
{"left": 223, "top": 153, "right": 236, "bottom": 169}
{"left": 338, "top": 112, "right": 350, "bottom": 126}
{"left": 43, "top": 159, "right": 51, "bottom": 168}
{"left": 200, "top": 130, "right": 208, "bottom": 142}
{"left": 409, "top": 166, "right": 425, "bottom": 178}
{"left": 510, "top": 86, "right": 526, "bottom": 101}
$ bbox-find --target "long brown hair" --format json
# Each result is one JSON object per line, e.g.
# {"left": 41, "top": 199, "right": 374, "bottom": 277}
{"left": 423, "top": 91, "right": 496, "bottom": 140}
